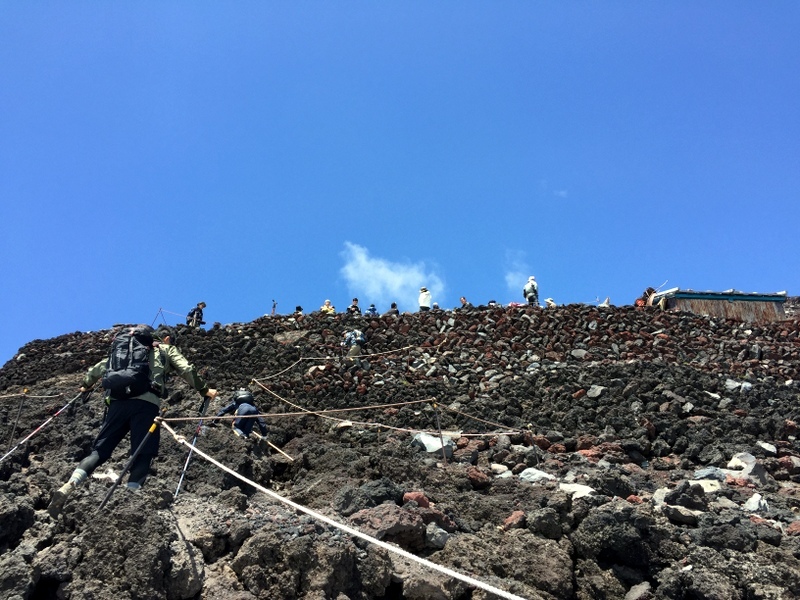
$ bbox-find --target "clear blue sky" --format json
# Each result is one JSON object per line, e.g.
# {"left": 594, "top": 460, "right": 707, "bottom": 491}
{"left": 1, "top": 4, "right": 798, "bottom": 366}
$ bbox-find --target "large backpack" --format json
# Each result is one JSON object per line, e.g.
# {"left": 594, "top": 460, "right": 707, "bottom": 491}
{"left": 102, "top": 326, "right": 155, "bottom": 399}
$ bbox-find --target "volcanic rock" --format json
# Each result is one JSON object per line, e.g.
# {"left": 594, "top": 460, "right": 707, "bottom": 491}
{"left": 1, "top": 302, "right": 799, "bottom": 598}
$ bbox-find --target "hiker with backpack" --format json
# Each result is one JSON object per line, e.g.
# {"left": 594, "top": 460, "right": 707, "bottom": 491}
{"left": 186, "top": 301, "right": 206, "bottom": 327}
{"left": 341, "top": 329, "right": 367, "bottom": 372}
{"left": 212, "top": 389, "right": 268, "bottom": 439}
{"left": 523, "top": 276, "right": 539, "bottom": 307}
{"left": 48, "top": 324, "right": 217, "bottom": 518}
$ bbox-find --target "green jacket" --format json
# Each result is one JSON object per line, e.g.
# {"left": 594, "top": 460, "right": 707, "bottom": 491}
{"left": 83, "top": 342, "right": 210, "bottom": 408}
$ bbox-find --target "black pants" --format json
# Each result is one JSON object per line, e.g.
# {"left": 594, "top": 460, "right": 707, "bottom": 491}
{"left": 79, "top": 398, "right": 160, "bottom": 486}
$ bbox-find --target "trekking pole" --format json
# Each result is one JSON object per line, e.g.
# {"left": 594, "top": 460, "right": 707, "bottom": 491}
{"left": 251, "top": 432, "right": 294, "bottom": 462}
{"left": 5, "top": 389, "right": 28, "bottom": 452}
{"left": 97, "top": 419, "right": 159, "bottom": 513}
{"left": 0, "top": 390, "right": 91, "bottom": 465}
{"left": 173, "top": 396, "right": 211, "bottom": 498}
{"left": 431, "top": 400, "right": 449, "bottom": 466}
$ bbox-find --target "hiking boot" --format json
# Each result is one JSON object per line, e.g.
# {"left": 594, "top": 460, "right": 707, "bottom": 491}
{"left": 47, "top": 482, "right": 75, "bottom": 519}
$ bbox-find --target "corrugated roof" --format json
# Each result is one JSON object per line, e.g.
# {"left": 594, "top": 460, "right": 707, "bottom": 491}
{"left": 653, "top": 288, "right": 787, "bottom": 303}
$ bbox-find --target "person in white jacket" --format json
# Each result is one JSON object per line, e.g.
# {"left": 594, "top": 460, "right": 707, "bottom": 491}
{"left": 523, "top": 276, "right": 539, "bottom": 306}
{"left": 418, "top": 287, "right": 432, "bottom": 312}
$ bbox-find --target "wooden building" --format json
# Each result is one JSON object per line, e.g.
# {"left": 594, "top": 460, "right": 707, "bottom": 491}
{"left": 650, "top": 288, "right": 787, "bottom": 324}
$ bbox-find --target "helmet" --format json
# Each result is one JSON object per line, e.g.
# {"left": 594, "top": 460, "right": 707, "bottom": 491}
{"left": 233, "top": 389, "right": 253, "bottom": 404}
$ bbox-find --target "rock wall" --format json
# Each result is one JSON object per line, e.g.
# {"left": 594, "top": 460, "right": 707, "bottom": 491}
{"left": 1, "top": 303, "right": 799, "bottom": 599}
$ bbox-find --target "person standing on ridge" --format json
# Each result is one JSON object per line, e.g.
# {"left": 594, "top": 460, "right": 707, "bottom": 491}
{"left": 48, "top": 325, "right": 217, "bottom": 518}
{"left": 523, "top": 276, "right": 539, "bottom": 307}
{"left": 186, "top": 301, "right": 206, "bottom": 327}
{"left": 419, "top": 287, "right": 432, "bottom": 312}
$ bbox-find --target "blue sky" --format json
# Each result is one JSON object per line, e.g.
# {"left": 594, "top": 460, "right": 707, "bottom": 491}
{"left": 1, "top": 4, "right": 798, "bottom": 366}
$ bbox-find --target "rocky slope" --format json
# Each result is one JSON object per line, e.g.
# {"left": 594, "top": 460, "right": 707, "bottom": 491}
{"left": 1, "top": 302, "right": 799, "bottom": 600}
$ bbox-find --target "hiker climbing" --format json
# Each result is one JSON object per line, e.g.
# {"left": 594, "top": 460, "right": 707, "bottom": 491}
{"left": 459, "top": 297, "right": 474, "bottom": 310}
{"left": 341, "top": 328, "right": 367, "bottom": 373}
{"left": 47, "top": 324, "right": 217, "bottom": 518}
{"left": 364, "top": 303, "right": 379, "bottom": 317}
{"left": 213, "top": 389, "right": 268, "bottom": 439}
{"left": 523, "top": 276, "right": 539, "bottom": 307}
{"left": 186, "top": 301, "right": 207, "bottom": 327}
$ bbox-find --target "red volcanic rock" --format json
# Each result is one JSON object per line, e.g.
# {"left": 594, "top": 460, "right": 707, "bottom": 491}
{"left": 403, "top": 491, "right": 430, "bottom": 508}
{"left": 466, "top": 466, "right": 492, "bottom": 490}
{"left": 533, "top": 436, "right": 551, "bottom": 450}
{"left": 502, "top": 510, "right": 526, "bottom": 530}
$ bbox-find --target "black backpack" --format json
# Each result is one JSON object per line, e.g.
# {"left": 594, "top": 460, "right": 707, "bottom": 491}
{"left": 233, "top": 389, "right": 254, "bottom": 406}
{"left": 102, "top": 326, "right": 155, "bottom": 399}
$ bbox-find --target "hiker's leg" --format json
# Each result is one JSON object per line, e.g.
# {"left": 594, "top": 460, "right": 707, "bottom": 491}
{"left": 128, "top": 453, "right": 155, "bottom": 488}
{"left": 92, "top": 401, "right": 136, "bottom": 466}
{"left": 235, "top": 405, "right": 257, "bottom": 436}
{"left": 127, "top": 400, "right": 160, "bottom": 488}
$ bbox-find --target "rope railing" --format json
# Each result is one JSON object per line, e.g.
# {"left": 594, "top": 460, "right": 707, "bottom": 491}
{"left": 160, "top": 418, "right": 532, "bottom": 600}
{"left": 0, "top": 393, "right": 62, "bottom": 400}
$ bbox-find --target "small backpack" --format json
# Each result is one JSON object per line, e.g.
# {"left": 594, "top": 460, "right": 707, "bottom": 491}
{"left": 233, "top": 389, "right": 254, "bottom": 406}
{"left": 354, "top": 330, "right": 367, "bottom": 345}
{"left": 102, "top": 326, "right": 155, "bottom": 399}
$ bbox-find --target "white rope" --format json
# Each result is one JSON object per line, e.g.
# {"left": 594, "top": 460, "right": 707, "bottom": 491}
{"left": 160, "top": 420, "right": 531, "bottom": 600}
{"left": 0, "top": 393, "right": 62, "bottom": 400}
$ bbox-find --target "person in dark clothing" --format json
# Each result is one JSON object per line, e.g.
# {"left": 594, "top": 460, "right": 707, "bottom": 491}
{"left": 214, "top": 389, "right": 268, "bottom": 438}
{"left": 346, "top": 298, "right": 362, "bottom": 316}
{"left": 48, "top": 325, "right": 217, "bottom": 518}
{"left": 186, "top": 301, "right": 207, "bottom": 326}
{"left": 382, "top": 302, "right": 400, "bottom": 316}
